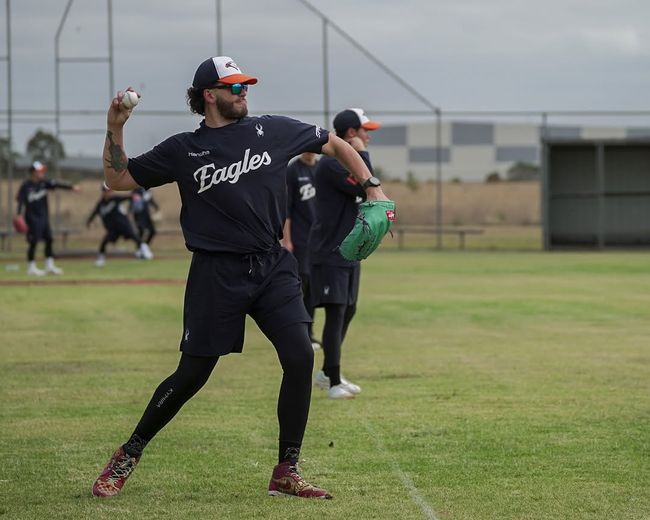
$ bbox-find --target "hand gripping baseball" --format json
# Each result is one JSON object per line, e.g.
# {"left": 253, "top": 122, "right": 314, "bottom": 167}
{"left": 107, "top": 88, "right": 140, "bottom": 127}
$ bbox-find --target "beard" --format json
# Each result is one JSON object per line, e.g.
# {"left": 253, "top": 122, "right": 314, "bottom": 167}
{"left": 216, "top": 96, "right": 248, "bottom": 119}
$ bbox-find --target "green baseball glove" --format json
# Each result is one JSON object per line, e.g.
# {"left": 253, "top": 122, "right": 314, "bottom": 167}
{"left": 339, "top": 200, "right": 396, "bottom": 261}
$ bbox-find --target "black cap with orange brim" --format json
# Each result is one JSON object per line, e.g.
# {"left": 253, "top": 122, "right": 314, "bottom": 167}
{"left": 333, "top": 108, "right": 381, "bottom": 135}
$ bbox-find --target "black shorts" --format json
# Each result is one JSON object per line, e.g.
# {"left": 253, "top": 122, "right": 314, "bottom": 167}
{"left": 26, "top": 219, "right": 52, "bottom": 242}
{"left": 310, "top": 262, "right": 360, "bottom": 307}
{"left": 180, "top": 247, "right": 311, "bottom": 357}
{"left": 104, "top": 222, "right": 139, "bottom": 242}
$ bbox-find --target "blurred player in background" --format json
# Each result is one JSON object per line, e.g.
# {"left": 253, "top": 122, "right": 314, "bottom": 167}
{"left": 15, "top": 160, "right": 81, "bottom": 276}
{"left": 91, "top": 56, "right": 389, "bottom": 500}
{"left": 309, "top": 109, "right": 382, "bottom": 399}
{"left": 86, "top": 185, "right": 153, "bottom": 266}
{"left": 131, "top": 186, "right": 160, "bottom": 245}
{"left": 281, "top": 152, "right": 321, "bottom": 350}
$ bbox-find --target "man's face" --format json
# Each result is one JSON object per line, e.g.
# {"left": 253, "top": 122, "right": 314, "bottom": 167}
{"left": 346, "top": 127, "right": 370, "bottom": 147}
{"left": 214, "top": 86, "right": 248, "bottom": 119}
{"left": 32, "top": 169, "right": 46, "bottom": 181}
{"left": 356, "top": 127, "right": 370, "bottom": 147}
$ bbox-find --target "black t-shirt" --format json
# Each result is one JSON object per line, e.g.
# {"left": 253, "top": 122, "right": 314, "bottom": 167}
{"left": 309, "top": 151, "right": 371, "bottom": 267}
{"left": 87, "top": 195, "right": 133, "bottom": 229}
{"left": 16, "top": 179, "right": 72, "bottom": 222}
{"left": 286, "top": 158, "right": 317, "bottom": 250}
{"left": 128, "top": 115, "right": 328, "bottom": 254}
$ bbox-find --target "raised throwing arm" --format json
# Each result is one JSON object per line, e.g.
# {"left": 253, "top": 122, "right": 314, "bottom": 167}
{"left": 103, "top": 90, "right": 140, "bottom": 191}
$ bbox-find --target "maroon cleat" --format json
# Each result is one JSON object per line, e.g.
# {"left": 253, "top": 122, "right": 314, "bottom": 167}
{"left": 268, "top": 461, "right": 333, "bottom": 499}
{"left": 92, "top": 446, "right": 140, "bottom": 497}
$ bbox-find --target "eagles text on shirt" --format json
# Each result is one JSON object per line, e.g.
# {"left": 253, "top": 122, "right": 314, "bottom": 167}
{"left": 194, "top": 148, "right": 272, "bottom": 193}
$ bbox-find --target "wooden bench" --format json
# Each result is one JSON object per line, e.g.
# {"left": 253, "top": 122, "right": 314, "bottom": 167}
{"left": 52, "top": 228, "right": 81, "bottom": 249}
{"left": 156, "top": 227, "right": 183, "bottom": 236}
{"left": 0, "top": 227, "right": 80, "bottom": 251}
{"left": 393, "top": 225, "right": 484, "bottom": 250}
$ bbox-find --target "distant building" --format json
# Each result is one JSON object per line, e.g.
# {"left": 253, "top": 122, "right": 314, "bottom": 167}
{"left": 369, "top": 121, "right": 650, "bottom": 182}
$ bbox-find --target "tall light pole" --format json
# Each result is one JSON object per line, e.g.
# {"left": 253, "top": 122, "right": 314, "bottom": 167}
{"left": 4, "top": 0, "right": 13, "bottom": 248}
{"left": 215, "top": 0, "right": 222, "bottom": 55}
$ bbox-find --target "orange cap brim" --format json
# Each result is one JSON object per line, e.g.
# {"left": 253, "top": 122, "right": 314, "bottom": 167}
{"left": 218, "top": 74, "right": 258, "bottom": 85}
{"left": 362, "top": 121, "right": 381, "bottom": 131}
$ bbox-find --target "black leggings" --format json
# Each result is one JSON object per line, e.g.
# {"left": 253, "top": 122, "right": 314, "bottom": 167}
{"left": 301, "top": 275, "right": 315, "bottom": 338}
{"left": 129, "top": 322, "right": 314, "bottom": 461}
{"left": 137, "top": 222, "right": 156, "bottom": 245}
{"left": 321, "top": 303, "right": 356, "bottom": 384}
{"left": 27, "top": 238, "right": 53, "bottom": 262}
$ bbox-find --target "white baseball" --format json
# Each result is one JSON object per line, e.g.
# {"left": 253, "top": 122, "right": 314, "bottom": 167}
{"left": 122, "top": 90, "right": 139, "bottom": 109}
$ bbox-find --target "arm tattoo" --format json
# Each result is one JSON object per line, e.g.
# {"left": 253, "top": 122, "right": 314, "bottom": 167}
{"left": 105, "top": 130, "right": 128, "bottom": 172}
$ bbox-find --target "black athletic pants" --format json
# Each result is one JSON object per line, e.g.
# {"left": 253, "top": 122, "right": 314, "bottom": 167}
{"left": 126, "top": 322, "right": 313, "bottom": 464}
{"left": 27, "top": 238, "right": 53, "bottom": 262}
{"left": 320, "top": 303, "right": 356, "bottom": 385}
{"left": 135, "top": 214, "right": 156, "bottom": 244}
{"left": 300, "top": 274, "right": 316, "bottom": 339}
{"left": 99, "top": 226, "right": 141, "bottom": 254}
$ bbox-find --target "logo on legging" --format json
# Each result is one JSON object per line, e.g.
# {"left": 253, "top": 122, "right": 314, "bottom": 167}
{"left": 323, "top": 286, "right": 330, "bottom": 296}
{"left": 156, "top": 388, "right": 173, "bottom": 408}
{"left": 193, "top": 148, "right": 272, "bottom": 194}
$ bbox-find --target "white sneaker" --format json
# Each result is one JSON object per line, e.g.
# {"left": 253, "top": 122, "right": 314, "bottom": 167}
{"left": 314, "top": 370, "right": 330, "bottom": 390}
{"left": 328, "top": 384, "right": 355, "bottom": 400}
{"left": 27, "top": 263, "right": 45, "bottom": 276}
{"left": 139, "top": 243, "right": 153, "bottom": 260}
{"left": 340, "top": 377, "right": 361, "bottom": 395}
{"left": 315, "top": 370, "right": 362, "bottom": 395}
{"left": 95, "top": 254, "right": 106, "bottom": 267}
{"left": 45, "top": 258, "right": 63, "bottom": 275}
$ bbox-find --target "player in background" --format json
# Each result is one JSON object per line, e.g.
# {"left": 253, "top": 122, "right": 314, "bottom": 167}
{"left": 91, "top": 56, "right": 389, "bottom": 500}
{"left": 309, "top": 109, "right": 382, "bottom": 399}
{"left": 280, "top": 152, "right": 321, "bottom": 350}
{"left": 15, "top": 161, "right": 81, "bottom": 276}
{"left": 86, "top": 185, "right": 153, "bottom": 267}
{"left": 131, "top": 186, "right": 160, "bottom": 245}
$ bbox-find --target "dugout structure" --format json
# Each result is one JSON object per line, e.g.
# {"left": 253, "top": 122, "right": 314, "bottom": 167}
{"left": 543, "top": 138, "right": 650, "bottom": 249}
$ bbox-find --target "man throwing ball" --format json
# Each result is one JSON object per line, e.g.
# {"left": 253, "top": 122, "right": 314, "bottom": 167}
{"left": 92, "top": 56, "right": 391, "bottom": 500}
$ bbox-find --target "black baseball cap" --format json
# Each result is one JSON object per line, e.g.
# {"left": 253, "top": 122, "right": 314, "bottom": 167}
{"left": 333, "top": 108, "right": 381, "bottom": 135}
{"left": 192, "top": 56, "right": 258, "bottom": 89}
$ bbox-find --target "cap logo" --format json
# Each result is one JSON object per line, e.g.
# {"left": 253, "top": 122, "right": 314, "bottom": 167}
{"left": 225, "top": 61, "right": 240, "bottom": 71}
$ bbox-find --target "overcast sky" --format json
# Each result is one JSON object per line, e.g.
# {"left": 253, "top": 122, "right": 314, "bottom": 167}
{"left": 2, "top": 0, "right": 650, "bottom": 157}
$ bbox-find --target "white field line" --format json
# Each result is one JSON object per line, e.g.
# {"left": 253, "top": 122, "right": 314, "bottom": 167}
{"left": 363, "top": 420, "right": 439, "bottom": 520}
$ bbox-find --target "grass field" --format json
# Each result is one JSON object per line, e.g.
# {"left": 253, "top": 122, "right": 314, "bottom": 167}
{"left": 1, "top": 248, "right": 649, "bottom": 519}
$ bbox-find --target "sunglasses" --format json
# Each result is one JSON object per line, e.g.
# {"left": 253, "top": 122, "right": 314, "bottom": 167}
{"left": 210, "top": 83, "right": 248, "bottom": 95}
